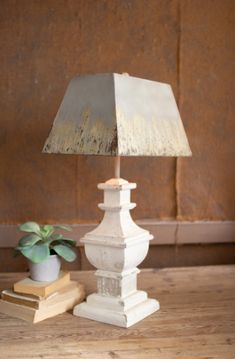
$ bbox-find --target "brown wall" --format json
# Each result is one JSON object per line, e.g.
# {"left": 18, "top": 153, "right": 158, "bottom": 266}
{"left": 1, "top": 0, "right": 235, "bottom": 226}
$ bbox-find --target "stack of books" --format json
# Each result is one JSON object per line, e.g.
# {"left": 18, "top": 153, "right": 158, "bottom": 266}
{"left": 0, "top": 271, "right": 85, "bottom": 323}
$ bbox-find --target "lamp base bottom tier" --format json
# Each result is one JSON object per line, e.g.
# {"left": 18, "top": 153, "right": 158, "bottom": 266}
{"left": 73, "top": 290, "right": 160, "bottom": 328}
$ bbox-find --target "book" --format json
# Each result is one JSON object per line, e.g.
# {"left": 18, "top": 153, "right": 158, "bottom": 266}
{"left": 2, "top": 281, "right": 81, "bottom": 309}
{"left": 0, "top": 283, "right": 85, "bottom": 323}
{"left": 13, "top": 271, "right": 70, "bottom": 298}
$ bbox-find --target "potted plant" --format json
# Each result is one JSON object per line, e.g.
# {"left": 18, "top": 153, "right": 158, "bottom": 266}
{"left": 16, "top": 221, "right": 77, "bottom": 282}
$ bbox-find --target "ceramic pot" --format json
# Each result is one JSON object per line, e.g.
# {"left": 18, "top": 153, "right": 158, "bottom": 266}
{"left": 28, "top": 254, "right": 61, "bottom": 282}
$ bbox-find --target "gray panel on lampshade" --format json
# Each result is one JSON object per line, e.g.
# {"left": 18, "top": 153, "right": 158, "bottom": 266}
{"left": 43, "top": 73, "right": 192, "bottom": 156}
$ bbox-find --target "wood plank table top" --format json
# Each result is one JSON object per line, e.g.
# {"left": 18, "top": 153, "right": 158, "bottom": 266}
{"left": 0, "top": 265, "right": 234, "bottom": 359}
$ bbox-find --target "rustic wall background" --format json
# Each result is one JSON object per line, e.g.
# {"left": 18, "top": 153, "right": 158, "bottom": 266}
{"left": 0, "top": 1, "right": 234, "bottom": 233}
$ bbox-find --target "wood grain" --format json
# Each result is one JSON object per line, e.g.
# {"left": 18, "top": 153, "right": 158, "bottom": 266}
{"left": 0, "top": 266, "right": 234, "bottom": 358}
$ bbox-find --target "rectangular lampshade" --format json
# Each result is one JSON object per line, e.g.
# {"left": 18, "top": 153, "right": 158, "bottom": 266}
{"left": 43, "top": 73, "right": 192, "bottom": 157}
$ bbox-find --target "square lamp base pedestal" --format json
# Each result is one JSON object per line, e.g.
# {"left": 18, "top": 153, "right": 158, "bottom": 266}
{"left": 73, "top": 178, "right": 160, "bottom": 327}
{"left": 73, "top": 291, "right": 160, "bottom": 328}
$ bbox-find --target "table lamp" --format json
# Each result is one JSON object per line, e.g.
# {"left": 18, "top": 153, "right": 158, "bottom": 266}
{"left": 43, "top": 73, "right": 191, "bottom": 327}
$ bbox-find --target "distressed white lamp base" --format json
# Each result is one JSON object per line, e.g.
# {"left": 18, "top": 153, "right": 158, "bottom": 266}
{"left": 73, "top": 178, "right": 160, "bottom": 328}
{"left": 74, "top": 289, "right": 159, "bottom": 328}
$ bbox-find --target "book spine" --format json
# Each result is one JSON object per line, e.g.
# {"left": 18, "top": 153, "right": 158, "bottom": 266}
{"left": 0, "top": 300, "right": 36, "bottom": 322}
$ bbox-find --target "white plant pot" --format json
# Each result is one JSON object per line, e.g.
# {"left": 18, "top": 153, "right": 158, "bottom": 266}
{"left": 29, "top": 254, "right": 61, "bottom": 282}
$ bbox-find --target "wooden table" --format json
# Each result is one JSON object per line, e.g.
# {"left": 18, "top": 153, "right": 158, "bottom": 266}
{"left": 0, "top": 266, "right": 234, "bottom": 359}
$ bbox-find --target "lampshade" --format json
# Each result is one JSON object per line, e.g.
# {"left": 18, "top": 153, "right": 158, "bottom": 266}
{"left": 43, "top": 73, "right": 191, "bottom": 157}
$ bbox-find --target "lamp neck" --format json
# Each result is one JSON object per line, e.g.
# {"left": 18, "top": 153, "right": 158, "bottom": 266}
{"left": 114, "top": 156, "right": 121, "bottom": 178}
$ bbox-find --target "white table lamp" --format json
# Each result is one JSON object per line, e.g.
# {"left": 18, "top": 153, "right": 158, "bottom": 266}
{"left": 43, "top": 73, "right": 191, "bottom": 327}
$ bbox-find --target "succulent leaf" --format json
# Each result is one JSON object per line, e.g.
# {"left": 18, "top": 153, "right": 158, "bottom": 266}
{"left": 57, "top": 237, "right": 76, "bottom": 245}
{"left": 18, "top": 234, "right": 41, "bottom": 247}
{"left": 52, "top": 244, "right": 76, "bottom": 262}
{"left": 43, "top": 225, "right": 55, "bottom": 237}
{"left": 20, "top": 243, "right": 50, "bottom": 263}
{"left": 54, "top": 225, "right": 72, "bottom": 232}
{"left": 51, "top": 233, "right": 63, "bottom": 240}
{"left": 19, "top": 222, "right": 41, "bottom": 235}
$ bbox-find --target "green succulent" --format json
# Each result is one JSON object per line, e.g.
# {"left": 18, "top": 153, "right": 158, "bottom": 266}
{"left": 16, "top": 222, "right": 77, "bottom": 264}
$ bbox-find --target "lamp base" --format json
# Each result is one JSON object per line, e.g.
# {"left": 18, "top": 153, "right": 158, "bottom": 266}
{"left": 73, "top": 178, "right": 160, "bottom": 327}
{"left": 73, "top": 290, "right": 159, "bottom": 328}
